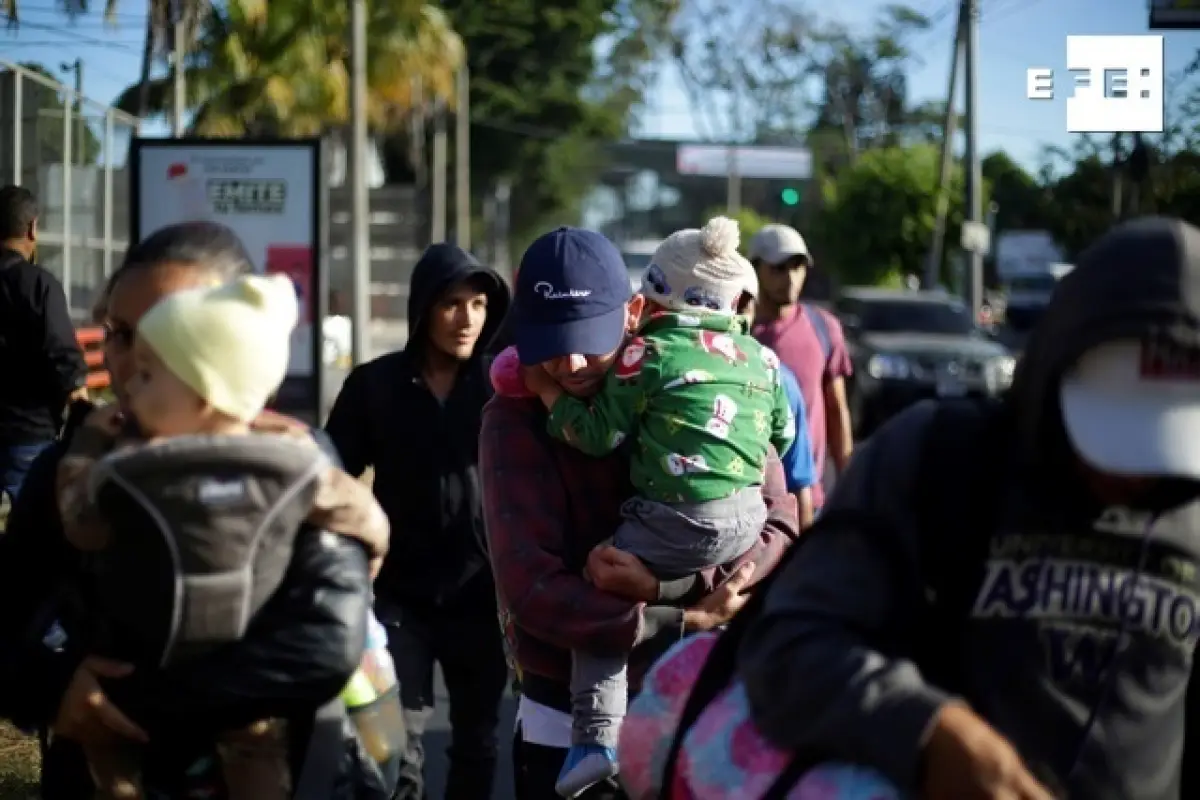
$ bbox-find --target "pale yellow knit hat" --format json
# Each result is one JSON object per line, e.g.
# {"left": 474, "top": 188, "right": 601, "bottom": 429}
{"left": 137, "top": 274, "right": 299, "bottom": 422}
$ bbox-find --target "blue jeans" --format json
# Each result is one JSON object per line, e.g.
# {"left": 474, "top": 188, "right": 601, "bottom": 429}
{"left": 0, "top": 441, "right": 51, "bottom": 504}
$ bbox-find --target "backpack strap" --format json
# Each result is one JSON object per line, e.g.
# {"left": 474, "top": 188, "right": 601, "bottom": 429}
{"left": 801, "top": 303, "right": 832, "bottom": 368}
{"left": 60, "top": 399, "right": 96, "bottom": 442}
{"left": 658, "top": 398, "right": 1011, "bottom": 798}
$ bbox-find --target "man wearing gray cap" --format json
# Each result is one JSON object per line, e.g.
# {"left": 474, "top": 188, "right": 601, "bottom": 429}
{"left": 747, "top": 224, "right": 853, "bottom": 513}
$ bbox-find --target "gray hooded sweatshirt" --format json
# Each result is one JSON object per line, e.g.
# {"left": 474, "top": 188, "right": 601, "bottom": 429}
{"left": 738, "top": 217, "right": 1200, "bottom": 799}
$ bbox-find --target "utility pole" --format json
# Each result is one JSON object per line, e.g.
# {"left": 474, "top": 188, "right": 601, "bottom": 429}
{"left": 171, "top": 4, "right": 186, "bottom": 137}
{"left": 431, "top": 103, "right": 448, "bottom": 243}
{"left": 725, "top": 146, "right": 741, "bottom": 214}
{"left": 349, "top": 0, "right": 371, "bottom": 365}
{"left": 409, "top": 78, "right": 426, "bottom": 189}
{"left": 963, "top": 0, "right": 984, "bottom": 321}
{"left": 454, "top": 66, "right": 470, "bottom": 250}
{"left": 61, "top": 60, "right": 83, "bottom": 164}
{"left": 926, "top": 7, "right": 964, "bottom": 289}
{"left": 1128, "top": 132, "right": 1149, "bottom": 217}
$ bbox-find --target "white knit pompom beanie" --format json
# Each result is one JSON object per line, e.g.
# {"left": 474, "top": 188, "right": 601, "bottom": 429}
{"left": 641, "top": 216, "right": 755, "bottom": 314}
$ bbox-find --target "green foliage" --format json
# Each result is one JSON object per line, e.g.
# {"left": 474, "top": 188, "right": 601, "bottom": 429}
{"left": 816, "top": 144, "right": 968, "bottom": 286}
{"left": 989, "top": 133, "right": 1200, "bottom": 260}
{"left": 438, "top": 0, "right": 673, "bottom": 247}
{"left": 982, "top": 151, "right": 1045, "bottom": 232}
{"left": 808, "top": 4, "right": 931, "bottom": 155}
{"left": 113, "top": 0, "right": 462, "bottom": 137}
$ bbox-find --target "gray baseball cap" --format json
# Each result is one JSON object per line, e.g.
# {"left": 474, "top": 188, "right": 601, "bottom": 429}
{"left": 747, "top": 224, "right": 811, "bottom": 265}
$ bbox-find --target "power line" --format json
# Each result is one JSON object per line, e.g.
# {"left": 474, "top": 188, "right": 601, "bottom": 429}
{"left": 11, "top": 4, "right": 146, "bottom": 22}
{"left": 981, "top": 0, "right": 1044, "bottom": 27}
{"left": 904, "top": 1, "right": 962, "bottom": 50}
{"left": 3, "top": 19, "right": 141, "bottom": 51}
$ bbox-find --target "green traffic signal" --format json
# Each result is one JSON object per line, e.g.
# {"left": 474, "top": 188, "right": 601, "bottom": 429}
{"left": 781, "top": 188, "right": 800, "bottom": 206}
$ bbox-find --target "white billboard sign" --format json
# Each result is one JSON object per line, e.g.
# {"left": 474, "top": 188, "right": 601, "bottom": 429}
{"left": 131, "top": 140, "right": 320, "bottom": 383}
{"left": 676, "top": 145, "right": 812, "bottom": 180}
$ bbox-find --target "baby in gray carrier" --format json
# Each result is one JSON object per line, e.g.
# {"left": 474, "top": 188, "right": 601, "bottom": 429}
{"left": 56, "top": 276, "right": 389, "bottom": 800}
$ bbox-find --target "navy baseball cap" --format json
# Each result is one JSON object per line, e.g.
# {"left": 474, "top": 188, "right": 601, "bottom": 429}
{"left": 513, "top": 227, "right": 633, "bottom": 366}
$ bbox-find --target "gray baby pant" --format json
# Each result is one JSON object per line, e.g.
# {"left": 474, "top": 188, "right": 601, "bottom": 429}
{"left": 569, "top": 486, "right": 767, "bottom": 747}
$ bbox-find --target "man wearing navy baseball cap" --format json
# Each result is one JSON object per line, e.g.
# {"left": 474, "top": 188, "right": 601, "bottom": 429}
{"left": 513, "top": 227, "right": 633, "bottom": 369}
{"left": 478, "top": 226, "right": 799, "bottom": 799}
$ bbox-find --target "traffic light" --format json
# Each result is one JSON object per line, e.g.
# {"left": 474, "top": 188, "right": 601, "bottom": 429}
{"left": 780, "top": 187, "right": 800, "bottom": 206}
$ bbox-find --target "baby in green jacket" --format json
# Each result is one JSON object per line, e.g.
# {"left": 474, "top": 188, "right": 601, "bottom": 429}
{"left": 523, "top": 216, "right": 795, "bottom": 798}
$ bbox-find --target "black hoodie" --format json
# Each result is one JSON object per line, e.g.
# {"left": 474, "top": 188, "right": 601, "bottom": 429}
{"left": 739, "top": 217, "right": 1200, "bottom": 799}
{"left": 325, "top": 244, "right": 510, "bottom": 611}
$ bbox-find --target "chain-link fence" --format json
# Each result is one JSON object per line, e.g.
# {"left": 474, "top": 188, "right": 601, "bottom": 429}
{"left": 0, "top": 59, "right": 141, "bottom": 320}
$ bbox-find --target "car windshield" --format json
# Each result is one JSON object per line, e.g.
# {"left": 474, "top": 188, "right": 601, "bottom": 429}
{"left": 858, "top": 299, "right": 975, "bottom": 335}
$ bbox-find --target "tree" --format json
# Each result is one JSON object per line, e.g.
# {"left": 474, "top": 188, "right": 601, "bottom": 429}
{"left": 816, "top": 144, "right": 966, "bottom": 286}
{"left": 427, "top": 0, "right": 677, "bottom": 249}
{"left": 666, "top": 2, "right": 930, "bottom": 155}
{"left": 133, "top": 1, "right": 212, "bottom": 121}
{"left": 807, "top": 4, "right": 931, "bottom": 160}
{"left": 905, "top": 99, "right": 958, "bottom": 145}
{"left": 112, "top": 0, "right": 463, "bottom": 137}
{"left": 982, "top": 151, "right": 1045, "bottom": 232}
{"left": 18, "top": 62, "right": 102, "bottom": 166}
{"left": 669, "top": 0, "right": 816, "bottom": 142}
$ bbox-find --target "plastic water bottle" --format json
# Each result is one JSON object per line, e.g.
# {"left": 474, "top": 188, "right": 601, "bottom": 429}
{"left": 342, "top": 613, "right": 405, "bottom": 764}
{"left": 361, "top": 613, "right": 397, "bottom": 693}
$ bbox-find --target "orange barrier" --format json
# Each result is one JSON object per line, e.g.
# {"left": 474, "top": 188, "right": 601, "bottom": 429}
{"left": 76, "top": 327, "right": 111, "bottom": 390}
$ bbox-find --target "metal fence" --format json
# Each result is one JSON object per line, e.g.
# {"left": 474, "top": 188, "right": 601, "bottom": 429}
{"left": 0, "top": 59, "right": 141, "bottom": 319}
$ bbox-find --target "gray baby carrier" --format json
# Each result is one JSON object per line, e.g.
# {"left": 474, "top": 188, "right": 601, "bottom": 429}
{"left": 85, "top": 434, "right": 329, "bottom": 667}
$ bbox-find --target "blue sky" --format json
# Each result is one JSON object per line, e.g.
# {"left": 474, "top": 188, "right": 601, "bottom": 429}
{"left": 4, "top": 0, "right": 1200, "bottom": 172}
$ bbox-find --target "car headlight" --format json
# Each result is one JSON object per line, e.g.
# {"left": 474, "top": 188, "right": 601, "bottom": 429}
{"left": 987, "top": 355, "right": 1016, "bottom": 388}
{"left": 867, "top": 353, "right": 911, "bottom": 380}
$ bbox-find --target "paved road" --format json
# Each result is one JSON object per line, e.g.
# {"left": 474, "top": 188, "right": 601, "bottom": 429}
{"left": 422, "top": 671, "right": 520, "bottom": 800}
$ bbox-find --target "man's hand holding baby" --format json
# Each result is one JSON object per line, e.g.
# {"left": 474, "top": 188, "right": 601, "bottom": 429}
{"left": 585, "top": 545, "right": 658, "bottom": 602}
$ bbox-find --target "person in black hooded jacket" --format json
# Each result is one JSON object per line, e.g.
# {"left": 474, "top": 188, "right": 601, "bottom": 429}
{"left": 325, "top": 243, "right": 512, "bottom": 800}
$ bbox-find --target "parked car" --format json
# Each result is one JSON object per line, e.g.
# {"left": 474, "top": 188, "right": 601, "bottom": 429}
{"left": 836, "top": 287, "right": 1016, "bottom": 437}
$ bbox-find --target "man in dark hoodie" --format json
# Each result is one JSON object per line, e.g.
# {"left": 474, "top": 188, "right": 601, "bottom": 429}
{"left": 735, "top": 217, "right": 1200, "bottom": 800}
{"left": 325, "top": 243, "right": 511, "bottom": 800}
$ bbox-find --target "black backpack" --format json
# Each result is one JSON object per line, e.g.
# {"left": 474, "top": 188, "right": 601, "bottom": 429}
{"left": 658, "top": 397, "right": 1011, "bottom": 799}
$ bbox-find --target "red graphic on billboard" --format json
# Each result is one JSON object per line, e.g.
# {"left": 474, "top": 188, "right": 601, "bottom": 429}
{"left": 265, "top": 245, "right": 314, "bottom": 324}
